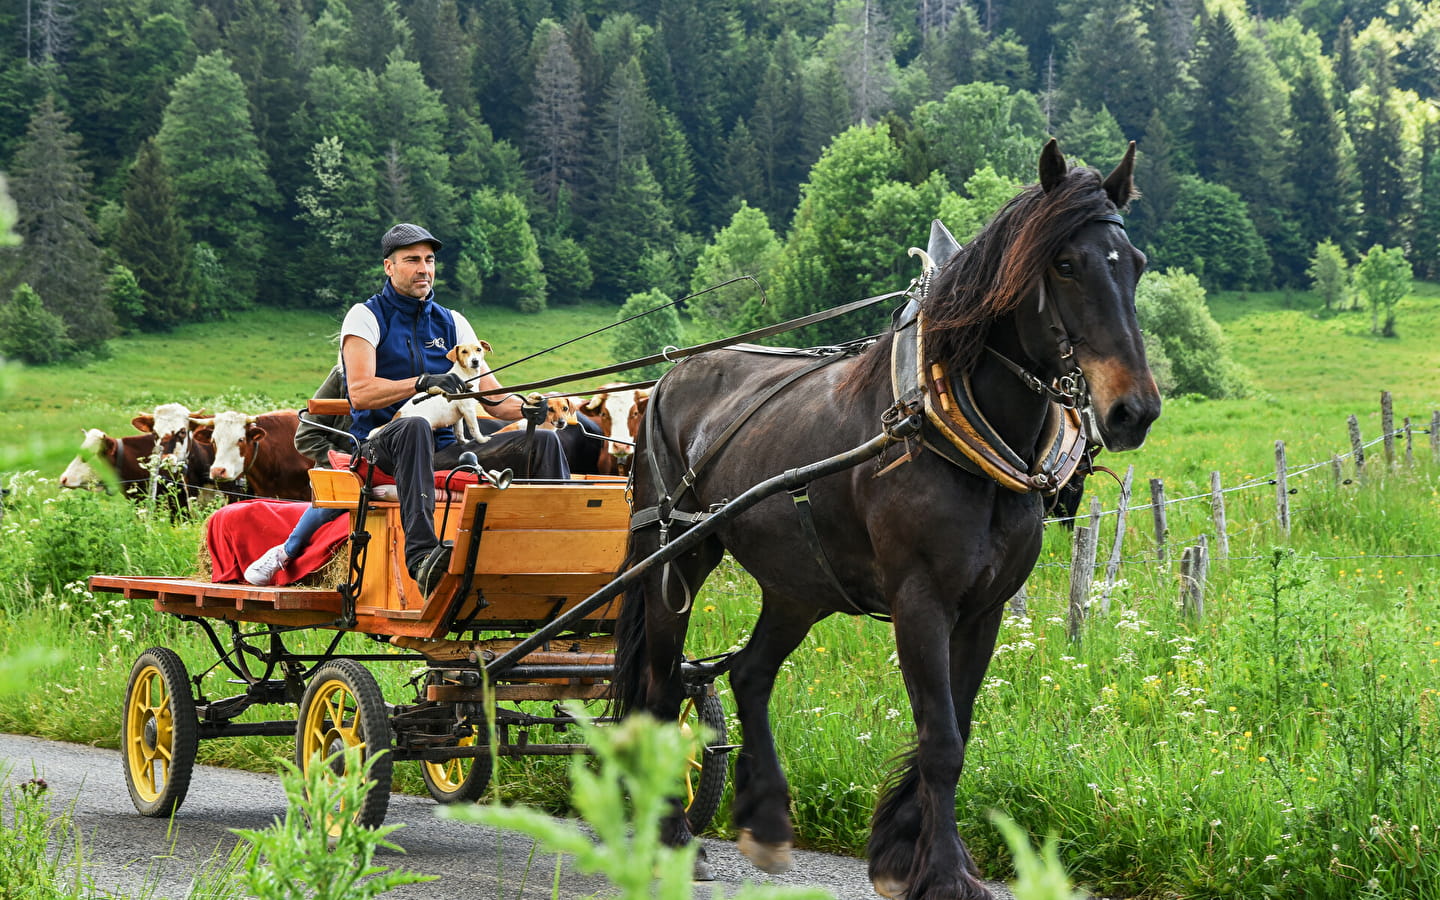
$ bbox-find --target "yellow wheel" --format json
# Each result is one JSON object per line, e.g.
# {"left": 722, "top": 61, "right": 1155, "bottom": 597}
{"left": 295, "top": 660, "right": 393, "bottom": 831}
{"left": 421, "top": 729, "right": 492, "bottom": 803}
{"left": 679, "top": 690, "right": 727, "bottom": 832}
{"left": 122, "top": 648, "right": 198, "bottom": 817}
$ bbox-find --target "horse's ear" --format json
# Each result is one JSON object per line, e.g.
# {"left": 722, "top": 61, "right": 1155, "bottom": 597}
{"left": 1039, "top": 139, "right": 1067, "bottom": 193}
{"left": 1104, "top": 141, "right": 1137, "bottom": 209}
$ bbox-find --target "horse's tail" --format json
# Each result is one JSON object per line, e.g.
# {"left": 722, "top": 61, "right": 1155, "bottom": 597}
{"left": 610, "top": 531, "right": 650, "bottom": 719}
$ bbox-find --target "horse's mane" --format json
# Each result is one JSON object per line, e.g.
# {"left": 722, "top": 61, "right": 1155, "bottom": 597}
{"left": 924, "top": 166, "right": 1116, "bottom": 371}
{"left": 842, "top": 164, "right": 1117, "bottom": 395}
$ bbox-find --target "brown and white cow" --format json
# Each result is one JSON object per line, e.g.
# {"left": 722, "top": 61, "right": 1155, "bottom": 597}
{"left": 59, "top": 428, "right": 159, "bottom": 498}
{"left": 130, "top": 403, "right": 216, "bottom": 508}
{"left": 577, "top": 386, "right": 650, "bottom": 476}
{"left": 192, "top": 409, "right": 313, "bottom": 501}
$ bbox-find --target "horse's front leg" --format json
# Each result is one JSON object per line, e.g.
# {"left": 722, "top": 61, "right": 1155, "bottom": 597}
{"left": 868, "top": 592, "right": 993, "bottom": 900}
{"left": 728, "top": 596, "right": 819, "bottom": 874}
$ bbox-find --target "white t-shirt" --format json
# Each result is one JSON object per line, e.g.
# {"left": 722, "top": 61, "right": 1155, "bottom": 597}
{"left": 338, "top": 304, "right": 478, "bottom": 363}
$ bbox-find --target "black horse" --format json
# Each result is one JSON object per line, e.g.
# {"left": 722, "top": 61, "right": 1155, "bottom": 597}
{"left": 614, "top": 140, "right": 1160, "bottom": 900}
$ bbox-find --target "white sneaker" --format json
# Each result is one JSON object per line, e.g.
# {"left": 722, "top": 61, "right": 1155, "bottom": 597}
{"left": 244, "top": 543, "right": 291, "bottom": 586}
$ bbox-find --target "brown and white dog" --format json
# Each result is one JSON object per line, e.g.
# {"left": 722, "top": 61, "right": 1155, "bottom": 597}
{"left": 496, "top": 394, "right": 578, "bottom": 433}
{"left": 377, "top": 341, "right": 493, "bottom": 443}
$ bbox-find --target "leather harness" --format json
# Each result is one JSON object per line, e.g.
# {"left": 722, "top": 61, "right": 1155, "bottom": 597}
{"left": 631, "top": 214, "right": 1123, "bottom": 619}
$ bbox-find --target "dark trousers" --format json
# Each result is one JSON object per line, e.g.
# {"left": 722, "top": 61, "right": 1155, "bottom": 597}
{"left": 435, "top": 429, "right": 572, "bottom": 480}
{"left": 366, "top": 420, "right": 573, "bottom": 574}
{"left": 363, "top": 416, "right": 442, "bottom": 572}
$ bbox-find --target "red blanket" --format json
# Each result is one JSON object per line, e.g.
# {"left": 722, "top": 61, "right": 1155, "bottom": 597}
{"left": 205, "top": 499, "right": 351, "bottom": 586}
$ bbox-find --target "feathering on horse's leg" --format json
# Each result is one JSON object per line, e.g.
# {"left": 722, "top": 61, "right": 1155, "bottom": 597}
{"left": 868, "top": 604, "right": 993, "bottom": 900}
{"left": 729, "top": 594, "right": 820, "bottom": 875}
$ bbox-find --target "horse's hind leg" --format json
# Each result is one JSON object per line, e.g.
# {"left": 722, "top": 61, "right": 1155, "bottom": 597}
{"left": 728, "top": 594, "right": 820, "bottom": 875}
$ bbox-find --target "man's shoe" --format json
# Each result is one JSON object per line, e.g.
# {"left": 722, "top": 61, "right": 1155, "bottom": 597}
{"left": 244, "top": 543, "right": 291, "bottom": 586}
{"left": 411, "top": 541, "right": 453, "bottom": 595}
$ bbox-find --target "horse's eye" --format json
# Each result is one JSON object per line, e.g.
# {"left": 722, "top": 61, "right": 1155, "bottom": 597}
{"left": 1055, "top": 260, "right": 1076, "bottom": 278}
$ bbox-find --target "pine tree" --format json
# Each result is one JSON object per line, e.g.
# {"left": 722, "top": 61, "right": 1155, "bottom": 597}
{"left": 748, "top": 33, "right": 807, "bottom": 223}
{"left": 112, "top": 139, "right": 196, "bottom": 329}
{"left": 1348, "top": 24, "right": 1413, "bottom": 250}
{"left": 1, "top": 94, "right": 114, "bottom": 346}
{"left": 611, "top": 288, "right": 683, "bottom": 379}
{"left": 375, "top": 50, "right": 456, "bottom": 237}
{"left": 155, "top": 51, "right": 280, "bottom": 306}
{"left": 715, "top": 118, "right": 766, "bottom": 217}
{"left": 1285, "top": 58, "right": 1356, "bottom": 259}
{"left": 1054, "top": 0, "right": 1155, "bottom": 138}
{"left": 526, "top": 20, "right": 587, "bottom": 211}
{"left": 406, "top": 0, "right": 474, "bottom": 114}
{"left": 585, "top": 159, "right": 675, "bottom": 303}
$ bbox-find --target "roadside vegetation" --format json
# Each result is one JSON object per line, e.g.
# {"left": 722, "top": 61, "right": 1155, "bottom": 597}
{"left": 2, "top": 280, "right": 1439, "bottom": 898}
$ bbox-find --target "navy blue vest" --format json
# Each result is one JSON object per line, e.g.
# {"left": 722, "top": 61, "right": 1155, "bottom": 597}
{"left": 347, "top": 281, "right": 460, "bottom": 447}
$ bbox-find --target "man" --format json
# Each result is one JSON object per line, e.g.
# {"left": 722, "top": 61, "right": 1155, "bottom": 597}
{"left": 341, "top": 223, "right": 569, "bottom": 595}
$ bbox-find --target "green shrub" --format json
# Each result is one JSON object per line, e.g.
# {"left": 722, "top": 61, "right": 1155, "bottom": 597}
{"left": 1135, "top": 268, "right": 1249, "bottom": 398}
{"left": 0, "top": 283, "right": 75, "bottom": 365}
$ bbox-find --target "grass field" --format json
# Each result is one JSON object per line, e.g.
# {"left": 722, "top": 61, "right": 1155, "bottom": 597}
{"left": 3, "top": 284, "right": 1440, "bottom": 899}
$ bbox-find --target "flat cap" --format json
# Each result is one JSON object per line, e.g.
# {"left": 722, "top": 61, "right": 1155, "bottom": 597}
{"left": 381, "top": 223, "right": 442, "bottom": 258}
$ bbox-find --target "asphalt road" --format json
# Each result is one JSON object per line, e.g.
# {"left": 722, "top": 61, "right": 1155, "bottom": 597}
{"left": 0, "top": 733, "right": 1016, "bottom": 900}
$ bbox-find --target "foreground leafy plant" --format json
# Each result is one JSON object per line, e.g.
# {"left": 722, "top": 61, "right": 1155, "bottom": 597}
{"left": 232, "top": 748, "right": 434, "bottom": 900}
{"left": 445, "top": 708, "right": 830, "bottom": 900}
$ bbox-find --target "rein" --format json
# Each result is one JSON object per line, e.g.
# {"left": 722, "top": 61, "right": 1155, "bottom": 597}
{"left": 456, "top": 288, "right": 909, "bottom": 400}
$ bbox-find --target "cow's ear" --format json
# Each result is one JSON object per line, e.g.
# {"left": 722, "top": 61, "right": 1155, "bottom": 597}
{"left": 193, "top": 427, "right": 213, "bottom": 446}
{"left": 101, "top": 436, "right": 119, "bottom": 460}
{"left": 132, "top": 415, "right": 155, "bottom": 433}
{"left": 579, "top": 396, "right": 601, "bottom": 414}
{"left": 246, "top": 425, "right": 269, "bottom": 444}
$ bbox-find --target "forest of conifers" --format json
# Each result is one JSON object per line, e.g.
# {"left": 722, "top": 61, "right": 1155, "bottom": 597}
{"left": 1, "top": 0, "right": 1438, "bottom": 356}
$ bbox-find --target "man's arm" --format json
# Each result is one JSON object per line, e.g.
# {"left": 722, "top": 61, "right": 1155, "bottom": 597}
{"left": 475, "top": 368, "right": 525, "bottom": 420}
{"left": 342, "top": 334, "right": 425, "bottom": 411}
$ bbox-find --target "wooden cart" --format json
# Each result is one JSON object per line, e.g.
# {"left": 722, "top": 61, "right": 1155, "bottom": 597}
{"left": 91, "top": 461, "right": 729, "bottom": 831}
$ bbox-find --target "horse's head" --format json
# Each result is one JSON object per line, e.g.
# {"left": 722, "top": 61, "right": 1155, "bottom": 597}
{"left": 944, "top": 140, "right": 1159, "bottom": 452}
{"left": 1025, "top": 140, "right": 1160, "bottom": 451}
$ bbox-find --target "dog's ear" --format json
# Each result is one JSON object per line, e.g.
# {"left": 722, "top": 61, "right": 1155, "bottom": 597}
{"left": 479, "top": 339, "right": 492, "bottom": 353}
{"left": 446, "top": 345, "right": 461, "bottom": 363}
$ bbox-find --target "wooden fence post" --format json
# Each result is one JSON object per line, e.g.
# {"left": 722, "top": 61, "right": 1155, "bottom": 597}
{"left": 1150, "top": 478, "right": 1168, "bottom": 563}
{"left": 1180, "top": 536, "right": 1208, "bottom": 617}
{"left": 1099, "top": 464, "right": 1134, "bottom": 616}
{"left": 1006, "top": 583, "right": 1027, "bottom": 617}
{"left": 1348, "top": 414, "right": 1365, "bottom": 479}
{"left": 1067, "top": 498, "right": 1101, "bottom": 642}
{"left": 1210, "top": 470, "right": 1229, "bottom": 560}
{"left": 1431, "top": 410, "right": 1439, "bottom": 463}
{"left": 1331, "top": 454, "right": 1344, "bottom": 487}
{"left": 1275, "top": 440, "right": 1290, "bottom": 536}
{"left": 1404, "top": 417, "right": 1414, "bottom": 465}
{"left": 1382, "top": 391, "right": 1395, "bottom": 467}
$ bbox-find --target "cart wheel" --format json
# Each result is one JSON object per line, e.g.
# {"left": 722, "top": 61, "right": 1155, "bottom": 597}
{"left": 679, "top": 690, "right": 727, "bottom": 833}
{"left": 122, "top": 647, "right": 199, "bottom": 817}
{"left": 420, "top": 729, "right": 492, "bottom": 804}
{"left": 295, "top": 659, "right": 393, "bottom": 831}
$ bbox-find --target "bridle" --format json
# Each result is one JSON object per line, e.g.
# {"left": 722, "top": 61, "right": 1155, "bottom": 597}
{"left": 981, "top": 210, "right": 1128, "bottom": 445}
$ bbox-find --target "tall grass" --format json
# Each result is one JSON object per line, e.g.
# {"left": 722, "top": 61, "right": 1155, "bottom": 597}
{"left": 2, "top": 289, "right": 1439, "bottom": 897}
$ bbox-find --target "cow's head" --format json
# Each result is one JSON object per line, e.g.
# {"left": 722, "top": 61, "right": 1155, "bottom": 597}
{"left": 578, "top": 386, "right": 650, "bottom": 473}
{"left": 59, "top": 428, "right": 113, "bottom": 489}
{"left": 201, "top": 410, "right": 268, "bottom": 482}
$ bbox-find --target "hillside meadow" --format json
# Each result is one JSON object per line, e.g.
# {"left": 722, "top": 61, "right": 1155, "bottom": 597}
{"left": 2, "top": 284, "right": 1440, "bottom": 899}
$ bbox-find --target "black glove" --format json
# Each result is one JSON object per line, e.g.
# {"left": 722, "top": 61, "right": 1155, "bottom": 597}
{"left": 416, "top": 372, "right": 466, "bottom": 396}
{"left": 520, "top": 391, "right": 547, "bottom": 425}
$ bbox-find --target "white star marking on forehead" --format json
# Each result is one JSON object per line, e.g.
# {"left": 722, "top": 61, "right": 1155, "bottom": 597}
{"left": 1107, "top": 250, "right": 1120, "bottom": 262}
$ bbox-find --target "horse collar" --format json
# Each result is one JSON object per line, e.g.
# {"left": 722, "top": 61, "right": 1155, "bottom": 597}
{"left": 889, "top": 297, "right": 1088, "bottom": 494}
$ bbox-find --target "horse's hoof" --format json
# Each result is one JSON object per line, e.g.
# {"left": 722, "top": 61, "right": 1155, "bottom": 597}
{"left": 737, "top": 828, "right": 794, "bottom": 874}
{"left": 871, "top": 876, "right": 907, "bottom": 899}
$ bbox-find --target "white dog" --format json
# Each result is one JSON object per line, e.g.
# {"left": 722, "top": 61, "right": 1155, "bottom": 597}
{"left": 373, "top": 341, "right": 493, "bottom": 443}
